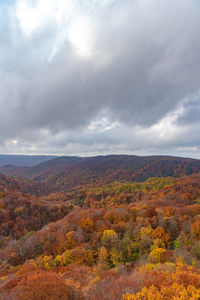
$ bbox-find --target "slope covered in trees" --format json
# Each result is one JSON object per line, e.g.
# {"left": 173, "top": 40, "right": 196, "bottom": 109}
{"left": 0, "top": 173, "right": 56, "bottom": 196}
{"left": 1, "top": 155, "right": 200, "bottom": 191}
{"left": 1, "top": 167, "right": 200, "bottom": 299}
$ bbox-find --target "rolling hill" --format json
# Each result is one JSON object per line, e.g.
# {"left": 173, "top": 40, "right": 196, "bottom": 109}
{"left": 1, "top": 154, "right": 200, "bottom": 191}
{"left": 0, "top": 156, "right": 83, "bottom": 178}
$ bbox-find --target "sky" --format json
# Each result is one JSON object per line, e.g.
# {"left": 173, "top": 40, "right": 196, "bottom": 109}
{"left": 0, "top": 0, "right": 200, "bottom": 158}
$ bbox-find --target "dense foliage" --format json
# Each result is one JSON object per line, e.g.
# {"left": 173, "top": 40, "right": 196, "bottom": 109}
{"left": 1, "top": 161, "right": 200, "bottom": 299}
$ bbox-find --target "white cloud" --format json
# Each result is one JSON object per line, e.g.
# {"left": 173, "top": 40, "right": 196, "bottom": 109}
{"left": 68, "top": 16, "right": 95, "bottom": 59}
{"left": 15, "top": 0, "right": 98, "bottom": 60}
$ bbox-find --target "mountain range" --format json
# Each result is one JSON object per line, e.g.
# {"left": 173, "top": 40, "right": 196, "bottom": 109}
{"left": 0, "top": 154, "right": 200, "bottom": 191}
{"left": 0, "top": 154, "right": 57, "bottom": 167}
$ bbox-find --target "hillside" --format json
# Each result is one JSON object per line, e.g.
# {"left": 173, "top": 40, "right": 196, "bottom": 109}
{"left": 0, "top": 155, "right": 200, "bottom": 192}
{"left": 0, "top": 156, "right": 84, "bottom": 178}
{"left": 50, "top": 155, "right": 200, "bottom": 190}
{"left": 0, "top": 173, "right": 56, "bottom": 196}
{"left": 0, "top": 182, "right": 72, "bottom": 241}
{"left": 1, "top": 172, "right": 200, "bottom": 299}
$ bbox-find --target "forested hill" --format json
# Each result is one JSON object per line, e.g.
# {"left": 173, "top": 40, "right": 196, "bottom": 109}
{"left": 0, "top": 156, "right": 83, "bottom": 178}
{"left": 1, "top": 154, "right": 199, "bottom": 191}
{"left": 0, "top": 173, "right": 56, "bottom": 196}
{"left": 2, "top": 172, "right": 200, "bottom": 299}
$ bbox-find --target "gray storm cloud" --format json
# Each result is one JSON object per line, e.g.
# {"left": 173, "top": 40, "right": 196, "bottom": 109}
{"left": 0, "top": 0, "right": 200, "bottom": 156}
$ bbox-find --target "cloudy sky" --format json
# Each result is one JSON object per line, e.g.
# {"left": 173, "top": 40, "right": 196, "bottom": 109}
{"left": 0, "top": 0, "right": 200, "bottom": 158}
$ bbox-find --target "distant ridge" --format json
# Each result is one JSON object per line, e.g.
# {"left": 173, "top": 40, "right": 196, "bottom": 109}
{"left": 0, "top": 154, "right": 200, "bottom": 191}
{"left": 0, "top": 154, "right": 57, "bottom": 167}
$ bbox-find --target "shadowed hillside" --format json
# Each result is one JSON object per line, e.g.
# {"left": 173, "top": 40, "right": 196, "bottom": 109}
{"left": 1, "top": 155, "right": 200, "bottom": 191}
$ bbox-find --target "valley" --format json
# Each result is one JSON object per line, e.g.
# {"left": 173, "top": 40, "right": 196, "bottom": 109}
{"left": 0, "top": 155, "right": 200, "bottom": 299}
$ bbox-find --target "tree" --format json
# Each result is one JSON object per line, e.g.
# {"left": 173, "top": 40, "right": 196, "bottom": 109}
{"left": 101, "top": 230, "right": 118, "bottom": 248}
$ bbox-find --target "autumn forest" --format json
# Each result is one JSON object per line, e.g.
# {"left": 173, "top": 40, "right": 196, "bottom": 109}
{"left": 1, "top": 155, "right": 200, "bottom": 299}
